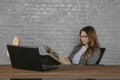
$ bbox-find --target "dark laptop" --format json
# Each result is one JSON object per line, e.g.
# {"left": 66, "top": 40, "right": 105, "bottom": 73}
{"left": 7, "top": 44, "right": 58, "bottom": 71}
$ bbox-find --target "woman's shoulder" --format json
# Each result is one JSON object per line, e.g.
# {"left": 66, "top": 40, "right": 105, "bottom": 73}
{"left": 95, "top": 47, "right": 100, "bottom": 51}
{"left": 94, "top": 47, "right": 100, "bottom": 54}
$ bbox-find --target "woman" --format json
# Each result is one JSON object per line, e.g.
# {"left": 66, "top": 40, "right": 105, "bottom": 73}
{"left": 66, "top": 26, "right": 100, "bottom": 65}
{"left": 41, "top": 26, "right": 100, "bottom": 80}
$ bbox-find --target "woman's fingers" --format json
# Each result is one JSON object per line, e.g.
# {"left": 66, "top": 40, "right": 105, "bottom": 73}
{"left": 64, "top": 57, "right": 71, "bottom": 63}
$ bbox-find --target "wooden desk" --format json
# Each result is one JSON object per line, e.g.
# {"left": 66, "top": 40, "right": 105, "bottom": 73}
{"left": 0, "top": 65, "right": 120, "bottom": 79}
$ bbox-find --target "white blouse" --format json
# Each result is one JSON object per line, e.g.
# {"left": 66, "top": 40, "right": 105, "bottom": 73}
{"left": 72, "top": 46, "right": 88, "bottom": 64}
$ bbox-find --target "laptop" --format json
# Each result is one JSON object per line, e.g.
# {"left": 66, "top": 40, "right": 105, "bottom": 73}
{"left": 7, "top": 44, "right": 58, "bottom": 71}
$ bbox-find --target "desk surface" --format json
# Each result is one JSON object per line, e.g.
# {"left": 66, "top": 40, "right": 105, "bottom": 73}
{"left": 0, "top": 65, "right": 120, "bottom": 79}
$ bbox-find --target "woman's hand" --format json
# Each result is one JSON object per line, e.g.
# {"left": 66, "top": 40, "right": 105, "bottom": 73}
{"left": 64, "top": 57, "right": 71, "bottom": 64}
{"left": 59, "top": 56, "right": 71, "bottom": 65}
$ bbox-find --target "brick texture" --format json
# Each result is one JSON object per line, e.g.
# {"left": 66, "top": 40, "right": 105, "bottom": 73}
{"left": 0, "top": 0, "right": 120, "bottom": 65}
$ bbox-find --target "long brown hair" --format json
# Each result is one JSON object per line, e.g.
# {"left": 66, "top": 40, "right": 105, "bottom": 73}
{"left": 79, "top": 26, "right": 100, "bottom": 62}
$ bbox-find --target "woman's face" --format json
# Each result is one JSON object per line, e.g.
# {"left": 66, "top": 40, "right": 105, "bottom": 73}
{"left": 80, "top": 31, "right": 89, "bottom": 46}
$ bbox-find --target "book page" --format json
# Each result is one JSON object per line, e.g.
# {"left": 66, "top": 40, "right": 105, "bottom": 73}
{"left": 42, "top": 45, "right": 71, "bottom": 65}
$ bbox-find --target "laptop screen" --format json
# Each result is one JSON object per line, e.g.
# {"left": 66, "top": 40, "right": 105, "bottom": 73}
{"left": 7, "top": 44, "right": 43, "bottom": 71}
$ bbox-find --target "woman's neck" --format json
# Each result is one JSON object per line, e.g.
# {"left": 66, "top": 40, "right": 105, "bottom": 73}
{"left": 84, "top": 44, "right": 88, "bottom": 48}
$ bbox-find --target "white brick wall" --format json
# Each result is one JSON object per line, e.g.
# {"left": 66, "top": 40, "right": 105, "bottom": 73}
{"left": 0, "top": 0, "right": 120, "bottom": 66}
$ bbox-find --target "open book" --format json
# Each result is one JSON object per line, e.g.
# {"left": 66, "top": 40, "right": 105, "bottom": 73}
{"left": 42, "top": 45, "right": 71, "bottom": 65}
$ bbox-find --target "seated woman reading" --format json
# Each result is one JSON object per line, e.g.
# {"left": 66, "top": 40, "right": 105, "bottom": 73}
{"left": 67, "top": 26, "right": 100, "bottom": 65}
{"left": 43, "top": 26, "right": 100, "bottom": 65}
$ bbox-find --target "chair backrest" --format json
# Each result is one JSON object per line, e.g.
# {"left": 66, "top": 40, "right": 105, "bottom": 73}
{"left": 96, "top": 48, "right": 106, "bottom": 65}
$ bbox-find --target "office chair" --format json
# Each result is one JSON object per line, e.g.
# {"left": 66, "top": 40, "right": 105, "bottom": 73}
{"left": 95, "top": 48, "right": 106, "bottom": 65}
